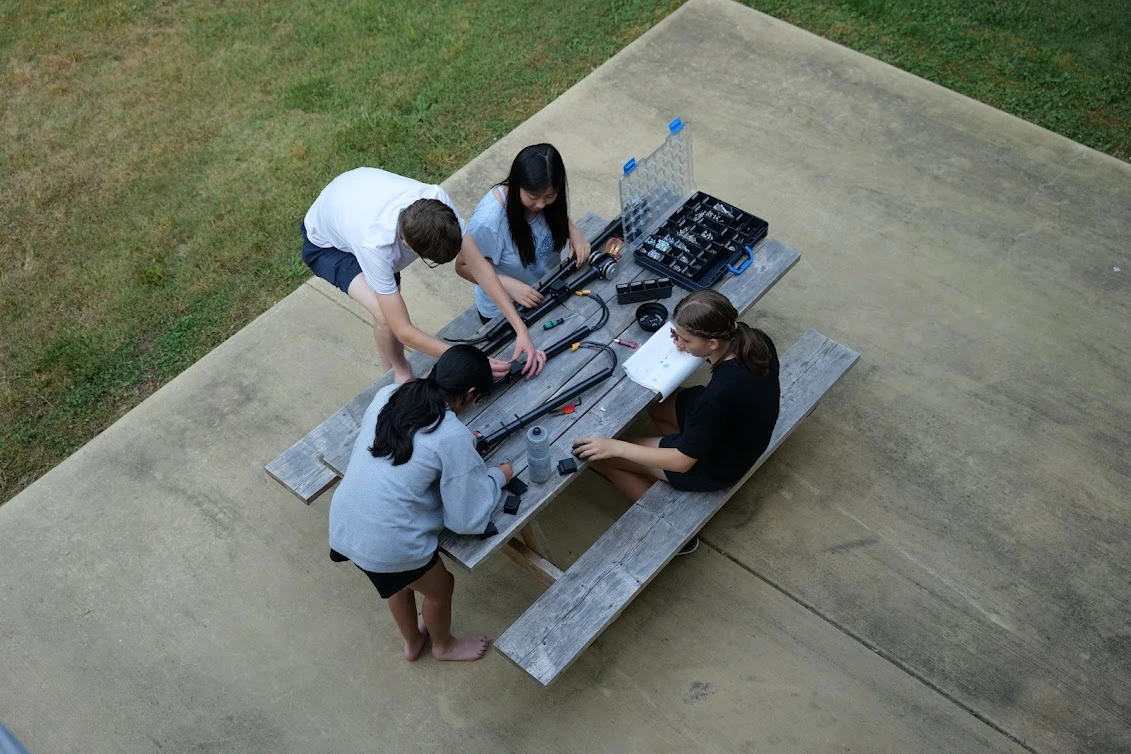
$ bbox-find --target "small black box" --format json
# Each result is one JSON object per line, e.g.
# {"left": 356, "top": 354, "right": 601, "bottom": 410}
{"left": 557, "top": 457, "right": 579, "bottom": 475}
{"left": 505, "top": 477, "right": 528, "bottom": 496}
{"left": 616, "top": 277, "right": 674, "bottom": 305}
{"left": 479, "top": 521, "right": 499, "bottom": 539}
{"left": 503, "top": 494, "right": 521, "bottom": 515}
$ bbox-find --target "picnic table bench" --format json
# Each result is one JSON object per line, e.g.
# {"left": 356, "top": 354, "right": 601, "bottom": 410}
{"left": 267, "top": 212, "right": 858, "bottom": 684}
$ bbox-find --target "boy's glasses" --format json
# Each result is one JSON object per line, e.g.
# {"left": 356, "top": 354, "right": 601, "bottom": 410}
{"left": 420, "top": 256, "right": 441, "bottom": 269}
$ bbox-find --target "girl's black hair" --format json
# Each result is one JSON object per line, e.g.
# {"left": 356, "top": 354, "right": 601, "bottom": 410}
{"left": 369, "top": 345, "right": 493, "bottom": 465}
{"left": 502, "top": 143, "right": 570, "bottom": 267}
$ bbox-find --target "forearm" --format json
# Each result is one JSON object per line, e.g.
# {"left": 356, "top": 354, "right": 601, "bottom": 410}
{"left": 391, "top": 322, "right": 450, "bottom": 359}
{"left": 470, "top": 256, "right": 526, "bottom": 329}
{"left": 610, "top": 440, "right": 695, "bottom": 473}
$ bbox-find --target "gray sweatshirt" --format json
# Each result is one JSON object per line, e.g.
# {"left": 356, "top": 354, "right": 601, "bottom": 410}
{"left": 328, "top": 384, "right": 505, "bottom": 573}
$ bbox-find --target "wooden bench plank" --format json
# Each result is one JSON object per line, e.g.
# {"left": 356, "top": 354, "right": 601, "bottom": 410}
{"left": 441, "top": 240, "right": 800, "bottom": 569}
{"left": 495, "top": 331, "right": 859, "bottom": 685}
{"left": 265, "top": 309, "right": 480, "bottom": 501}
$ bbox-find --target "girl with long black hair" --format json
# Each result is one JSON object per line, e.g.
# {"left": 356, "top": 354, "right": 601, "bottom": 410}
{"left": 455, "top": 143, "right": 593, "bottom": 321}
{"left": 329, "top": 345, "right": 513, "bottom": 662}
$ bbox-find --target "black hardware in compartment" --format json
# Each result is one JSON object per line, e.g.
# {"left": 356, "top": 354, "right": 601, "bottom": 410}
{"left": 632, "top": 191, "right": 768, "bottom": 291}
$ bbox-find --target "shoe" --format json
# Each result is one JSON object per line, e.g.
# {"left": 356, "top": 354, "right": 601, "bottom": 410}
{"left": 677, "top": 536, "right": 699, "bottom": 556}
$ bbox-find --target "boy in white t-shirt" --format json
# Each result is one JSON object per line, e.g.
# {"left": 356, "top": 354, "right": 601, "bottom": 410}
{"left": 301, "top": 167, "right": 545, "bottom": 383}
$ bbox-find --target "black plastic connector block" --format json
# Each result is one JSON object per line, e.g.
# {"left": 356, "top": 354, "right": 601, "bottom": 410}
{"left": 616, "top": 277, "right": 674, "bottom": 305}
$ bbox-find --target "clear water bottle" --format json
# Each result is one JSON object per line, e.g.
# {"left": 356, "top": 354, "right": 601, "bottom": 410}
{"left": 526, "top": 425, "right": 552, "bottom": 483}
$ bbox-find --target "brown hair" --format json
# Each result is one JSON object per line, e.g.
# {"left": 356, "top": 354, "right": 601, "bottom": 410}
{"left": 401, "top": 198, "right": 463, "bottom": 264}
{"left": 673, "top": 289, "right": 772, "bottom": 375}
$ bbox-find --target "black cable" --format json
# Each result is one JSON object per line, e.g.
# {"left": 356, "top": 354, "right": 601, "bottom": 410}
{"left": 485, "top": 292, "right": 610, "bottom": 395}
{"left": 443, "top": 258, "right": 582, "bottom": 345}
{"left": 444, "top": 218, "right": 624, "bottom": 351}
{"left": 541, "top": 293, "right": 609, "bottom": 360}
{"left": 474, "top": 340, "right": 618, "bottom": 454}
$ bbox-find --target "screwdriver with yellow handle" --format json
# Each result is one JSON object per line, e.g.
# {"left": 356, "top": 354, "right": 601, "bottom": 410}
{"left": 543, "top": 314, "right": 579, "bottom": 330}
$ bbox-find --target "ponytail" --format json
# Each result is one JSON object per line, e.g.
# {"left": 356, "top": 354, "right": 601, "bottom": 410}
{"left": 730, "top": 322, "right": 772, "bottom": 377}
{"left": 369, "top": 344, "right": 493, "bottom": 465}
{"left": 673, "top": 289, "right": 772, "bottom": 376}
{"left": 370, "top": 377, "right": 449, "bottom": 465}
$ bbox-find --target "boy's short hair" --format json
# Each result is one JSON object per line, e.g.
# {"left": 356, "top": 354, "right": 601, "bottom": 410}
{"left": 401, "top": 199, "right": 462, "bottom": 264}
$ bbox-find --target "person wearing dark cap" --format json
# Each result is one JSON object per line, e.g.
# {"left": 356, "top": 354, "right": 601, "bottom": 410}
{"left": 329, "top": 345, "right": 512, "bottom": 662}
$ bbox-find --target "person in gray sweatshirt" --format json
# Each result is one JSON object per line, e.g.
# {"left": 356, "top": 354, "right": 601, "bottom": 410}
{"left": 329, "top": 345, "right": 513, "bottom": 662}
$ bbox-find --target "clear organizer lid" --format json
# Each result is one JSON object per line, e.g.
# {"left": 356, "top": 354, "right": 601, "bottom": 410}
{"left": 618, "top": 118, "right": 696, "bottom": 251}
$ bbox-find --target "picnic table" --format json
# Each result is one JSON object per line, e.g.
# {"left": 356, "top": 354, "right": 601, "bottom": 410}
{"left": 268, "top": 212, "right": 857, "bottom": 684}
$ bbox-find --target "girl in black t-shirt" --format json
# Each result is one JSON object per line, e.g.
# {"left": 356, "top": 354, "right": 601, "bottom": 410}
{"left": 574, "top": 289, "right": 780, "bottom": 506}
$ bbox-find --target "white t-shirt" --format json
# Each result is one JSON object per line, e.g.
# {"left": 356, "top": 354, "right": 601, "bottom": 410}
{"left": 303, "top": 167, "right": 466, "bottom": 295}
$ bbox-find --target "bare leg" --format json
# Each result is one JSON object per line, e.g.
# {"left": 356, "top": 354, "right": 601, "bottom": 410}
{"left": 408, "top": 558, "right": 490, "bottom": 662}
{"left": 387, "top": 588, "right": 427, "bottom": 661}
{"left": 593, "top": 437, "right": 669, "bottom": 503}
{"left": 647, "top": 388, "right": 682, "bottom": 436}
{"left": 346, "top": 274, "right": 413, "bottom": 384}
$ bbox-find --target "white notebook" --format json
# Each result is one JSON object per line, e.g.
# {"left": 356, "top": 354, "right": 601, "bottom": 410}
{"left": 622, "top": 321, "right": 704, "bottom": 399}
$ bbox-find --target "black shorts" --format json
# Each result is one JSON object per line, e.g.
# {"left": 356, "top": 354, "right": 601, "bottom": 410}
{"left": 659, "top": 386, "right": 729, "bottom": 492}
{"left": 301, "top": 223, "right": 399, "bottom": 294}
{"left": 330, "top": 548, "right": 440, "bottom": 599}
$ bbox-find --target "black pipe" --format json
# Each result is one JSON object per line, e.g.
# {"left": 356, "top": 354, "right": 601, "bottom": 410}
{"left": 483, "top": 293, "right": 610, "bottom": 395}
{"left": 475, "top": 342, "right": 618, "bottom": 455}
{"left": 445, "top": 216, "right": 624, "bottom": 351}
{"left": 475, "top": 257, "right": 617, "bottom": 357}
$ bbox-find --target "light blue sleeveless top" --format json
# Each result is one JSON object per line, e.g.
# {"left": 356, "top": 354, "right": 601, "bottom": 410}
{"left": 469, "top": 187, "right": 562, "bottom": 319}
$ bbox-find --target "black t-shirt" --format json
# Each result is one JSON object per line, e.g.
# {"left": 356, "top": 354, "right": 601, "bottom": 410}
{"left": 662, "top": 331, "right": 781, "bottom": 491}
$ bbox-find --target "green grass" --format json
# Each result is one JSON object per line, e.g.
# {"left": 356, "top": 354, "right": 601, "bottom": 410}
{"left": 1, "top": 0, "right": 1128, "bottom": 503}
{"left": 743, "top": 0, "right": 1131, "bottom": 157}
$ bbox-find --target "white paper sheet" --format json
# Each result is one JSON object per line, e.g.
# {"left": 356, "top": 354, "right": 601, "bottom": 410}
{"left": 622, "top": 321, "right": 704, "bottom": 399}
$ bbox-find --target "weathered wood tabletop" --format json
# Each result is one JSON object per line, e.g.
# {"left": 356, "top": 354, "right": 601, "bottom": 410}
{"left": 267, "top": 213, "right": 799, "bottom": 580}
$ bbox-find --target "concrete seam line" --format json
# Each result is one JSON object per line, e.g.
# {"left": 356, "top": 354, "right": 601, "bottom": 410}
{"left": 700, "top": 537, "right": 1039, "bottom": 754}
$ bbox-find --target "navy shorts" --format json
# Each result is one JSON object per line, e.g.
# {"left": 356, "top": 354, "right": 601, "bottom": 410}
{"left": 301, "top": 223, "right": 399, "bottom": 294}
{"left": 330, "top": 548, "right": 440, "bottom": 599}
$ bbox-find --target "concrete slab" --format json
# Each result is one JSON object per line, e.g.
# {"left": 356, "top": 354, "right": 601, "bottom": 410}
{"left": 0, "top": 284, "right": 1020, "bottom": 754}
{"left": 2, "top": 0, "right": 1128, "bottom": 751}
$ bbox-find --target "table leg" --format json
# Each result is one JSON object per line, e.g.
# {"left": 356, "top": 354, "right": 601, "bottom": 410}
{"left": 520, "top": 521, "right": 553, "bottom": 563}
{"left": 502, "top": 538, "right": 562, "bottom": 588}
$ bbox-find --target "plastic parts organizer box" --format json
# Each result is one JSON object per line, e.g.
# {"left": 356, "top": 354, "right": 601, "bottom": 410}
{"left": 619, "top": 118, "right": 769, "bottom": 291}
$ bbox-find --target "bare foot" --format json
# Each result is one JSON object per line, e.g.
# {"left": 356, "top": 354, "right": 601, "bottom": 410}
{"left": 432, "top": 635, "right": 491, "bottom": 662}
{"left": 403, "top": 613, "right": 429, "bottom": 662}
{"left": 393, "top": 367, "right": 413, "bottom": 385}
{"left": 403, "top": 632, "right": 426, "bottom": 662}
